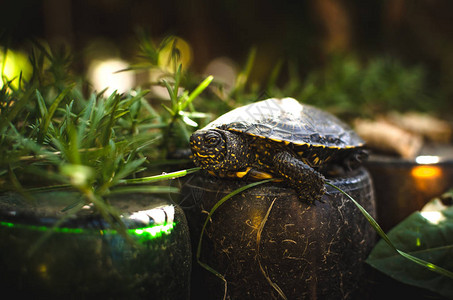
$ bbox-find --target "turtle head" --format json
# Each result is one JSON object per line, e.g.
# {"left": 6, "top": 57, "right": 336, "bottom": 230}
{"left": 190, "top": 129, "right": 250, "bottom": 172}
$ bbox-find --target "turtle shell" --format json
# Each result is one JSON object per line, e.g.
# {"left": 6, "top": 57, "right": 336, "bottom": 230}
{"left": 204, "top": 98, "right": 364, "bottom": 149}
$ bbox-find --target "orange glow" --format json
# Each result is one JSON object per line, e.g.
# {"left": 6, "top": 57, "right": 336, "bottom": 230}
{"left": 411, "top": 166, "right": 442, "bottom": 179}
{"left": 246, "top": 204, "right": 265, "bottom": 229}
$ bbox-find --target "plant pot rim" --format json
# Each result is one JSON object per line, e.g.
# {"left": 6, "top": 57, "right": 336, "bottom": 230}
{"left": 185, "top": 166, "right": 370, "bottom": 198}
{"left": 0, "top": 191, "right": 177, "bottom": 238}
{"left": 366, "top": 144, "right": 453, "bottom": 167}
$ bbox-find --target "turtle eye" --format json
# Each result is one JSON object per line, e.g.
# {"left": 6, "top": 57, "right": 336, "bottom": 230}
{"left": 204, "top": 131, "right": 221, "bottom": 147}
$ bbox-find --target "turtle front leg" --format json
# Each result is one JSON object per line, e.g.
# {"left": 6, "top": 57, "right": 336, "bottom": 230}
{"left": 273, "top": 151, "right": 326, "bottom": 203}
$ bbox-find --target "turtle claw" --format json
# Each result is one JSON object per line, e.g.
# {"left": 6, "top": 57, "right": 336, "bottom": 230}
{"left": 295, "top": 180, "right": 326, "bottom": 204}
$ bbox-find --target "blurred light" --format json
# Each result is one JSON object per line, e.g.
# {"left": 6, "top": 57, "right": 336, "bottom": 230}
{"left": 0, "top": 219, "right": 175, "bottom": 242}
{"left": 60, "top": 164, "right": 94, "bottom": 187}
{"left": 148, "top": 68, "right": 184, "bottom": 100}
{"left": 38, "top": 264, "right": 49, "bottom": 279}
{"left": 204, "top": 57, "right": 237, "bottom": 93}
{"left": 129, "top": 205, "right": 175, "bottom": 225}
{"left": 132, "top": 223, "right": 174, "bottom": 239}
{"left": 411, "top": 165, "right": 442, "bottom": 179}
{"left": 38, "top": 264, "right": 47, "bottom": 273}
{"left": 420, "top": 211, "right": 445, "bottom": 225}
{"left": 0, "top": 50, "right": 32, "bottom": 89}
{"left": 88, "top": 58, "right": 133, "bottom": 94}
{"left": 415, "top": 155, "right": 440, "bottom": 164}
{"left": 158, "top": 37, "right": 192, "bottom": 72}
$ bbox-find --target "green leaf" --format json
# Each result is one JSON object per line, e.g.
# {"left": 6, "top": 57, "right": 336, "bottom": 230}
{"left": 120, "top": 167, "right": 200, "bottom": 185}
{"left": 173, "top": 64, "right": 182, "bottom": 100}
{"left": 180, "top": 75, "right": 213, "bottom": 111}
{"left": 162, "top": 79, "right": 177, "bottom": 108}
{"left": 178, "top": 111, "right": 211, "bottom": 119}
{"left": 77, "top": 94, "right": 96, "bottom": 147}
{"left": 35, "top": 89, "right": 48, "bottom": 117}
{"left": 266, "top": 59, "right": 283, "bottom": 90}
{"left": 327, "top": 182, "right": 453, "bottom": 296}
{"left": 0, "top": 86, "right": 34, "bottom": 131}
{"left": 136, "top": 28, "right": 159, "bottom": 65}
{"left": 65, "top": 122, "right": 81, "bottom": 164}
{"left": 108, "top": 185, "right": 180, "bottom": 195}
{"left": 139, "top": 96, "right": 160, "bottom": 118}
{"left": 101, "top": 93, "right": 121, "bottom": 146}
{"left": 366, "top": 201, "right": 453, "bottom": 298}
{"left": 181, "top": 115, "right": 198, "bottom": 127}
{"left": 39, "top": 84, "right": 74, "bottom": 143}
{"left": 233, "top": 47, "right": 256, "bottom": 95}
{"left": 109, "top": 157, "right": 146, "bottom": 187}
{"left": 161, "top": 103, "right": 175, "bottom": 116}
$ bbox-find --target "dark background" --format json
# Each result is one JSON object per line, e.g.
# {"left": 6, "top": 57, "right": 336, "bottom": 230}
{"left": 1, "top": 0, "right": 453, "bottom": 100}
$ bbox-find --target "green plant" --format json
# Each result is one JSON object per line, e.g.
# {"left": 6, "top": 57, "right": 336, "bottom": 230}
{"left": 309, "top": 56, "right": 435, "bottom": 116}
{"left": 160, "top": 65, "right": 213, "bottom": 156}
{"left": 127, "top": 33, "right": 214, "bottom": 157}
{"left": 2, "top": 35, "right": 451, "bottom": 298}
{"left": 265, "top": 55, "right": 440, "bottom": 120}
{"left": 366, "top": 192, "right": 453, "bottom": 298}
{"left": 0, "top": 38, "right": 212, "bottom": 240}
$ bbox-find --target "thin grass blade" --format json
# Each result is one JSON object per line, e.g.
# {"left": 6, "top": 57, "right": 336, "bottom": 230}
{"left": 162, "top": 79, "right": 177, "bottom": 109}
{"left": 0, "top": 87, "right": 34, "bottom": 131}
{"left": 180, "top": 75, "right": 213, "bottom": 111}
{"left": 39, "top": 84, "right": 74, "bottom": 143}
{"left": 120, "top": 167, "right": 200, "bottom": 184}
{"left": 108, "top": 185, "right": 180, "bottom": 195}
{"left": 196, "top": 179, "right": 274, "bottom": 298}
{"left": 325, "top": 181, "right": 453, "bottom": 279}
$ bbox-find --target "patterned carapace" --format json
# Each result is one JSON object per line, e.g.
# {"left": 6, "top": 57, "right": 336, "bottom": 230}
{"left": 190, "top": 98, "right": 366, "bottom": 203}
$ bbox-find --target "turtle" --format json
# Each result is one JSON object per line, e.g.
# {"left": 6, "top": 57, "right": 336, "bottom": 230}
{"left": 190, "top": 98, "right": 367, "bottom": 203}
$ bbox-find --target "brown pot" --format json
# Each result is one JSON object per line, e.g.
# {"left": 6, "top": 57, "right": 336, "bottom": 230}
{"left": 0, "top": 191, "right": 192, "bottom": 299}
{"left": 365, "top": 145, "right": 453, "bottom": 232}
{"left": 183, "top": 167, "right": 376, "bottom": 300}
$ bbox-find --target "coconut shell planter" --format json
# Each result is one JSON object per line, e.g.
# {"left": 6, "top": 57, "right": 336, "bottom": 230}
{"left": 0, "top": 192, "right": 191, "bottom": 299}
{"left": 183, "top": 167, "right": 376, "bottom": 299}
{"left": 183, "top": 98, "right": 377, "bottom": 299}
